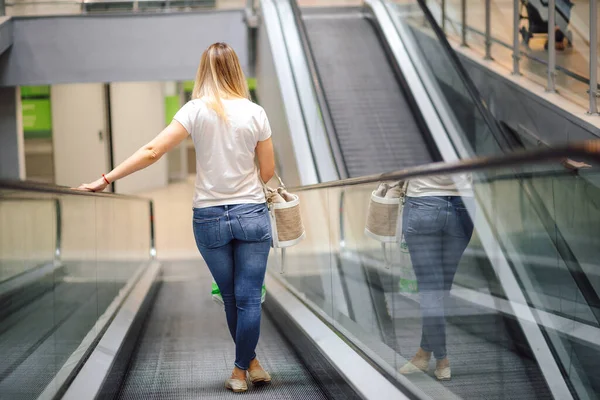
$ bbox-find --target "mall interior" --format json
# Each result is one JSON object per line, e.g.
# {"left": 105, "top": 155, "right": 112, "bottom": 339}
{"left": 0, "top": 0, "right": 599, "bottom": 398}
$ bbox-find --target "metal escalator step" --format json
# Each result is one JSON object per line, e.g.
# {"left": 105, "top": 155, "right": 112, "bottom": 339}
{"left": 303, "top": 12, "right": 434, "bottom": 177}
{"left": 117, "top": 261, "right": 327, "bottom": 400}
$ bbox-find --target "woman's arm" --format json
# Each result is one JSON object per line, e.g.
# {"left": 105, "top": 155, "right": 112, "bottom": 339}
{"left": 256, "top": 138, "right": 275, "bottom": 183}
{"left": 78, "top": 120, "right": 189, "bottom": 192}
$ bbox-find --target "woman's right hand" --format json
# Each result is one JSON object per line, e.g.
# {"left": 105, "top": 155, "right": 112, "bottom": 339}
{"left": 77, "top": 177, "right": 108, "bottom": 192}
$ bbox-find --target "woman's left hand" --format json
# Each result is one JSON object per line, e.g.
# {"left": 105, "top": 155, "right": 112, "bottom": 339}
{"left": 77, "top": 178, "right": 108, "bottom": 192}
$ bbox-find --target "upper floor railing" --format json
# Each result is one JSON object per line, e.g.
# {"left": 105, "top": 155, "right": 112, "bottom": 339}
{"left": 415, "top": 0, "right": 599, "bottom": 115}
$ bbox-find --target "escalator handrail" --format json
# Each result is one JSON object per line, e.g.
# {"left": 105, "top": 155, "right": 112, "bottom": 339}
{"left": 0, "top": 179, "right": 151, "bottom": 201}
{"left": 287, "top": 0, "right": 350, "bottom": 179}
{"left": 291, "top": 141, "right": 600, "bottom": 190}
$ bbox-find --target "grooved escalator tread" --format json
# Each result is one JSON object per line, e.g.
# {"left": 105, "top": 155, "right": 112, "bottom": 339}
{"left": 303, "top": 11, "right": 434, "bottom": 177}
{"left": 116, "top": 261, "right": 328, "bottom": 400}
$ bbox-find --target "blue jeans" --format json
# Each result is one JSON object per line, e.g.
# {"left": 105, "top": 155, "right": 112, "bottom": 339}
{"left": 193, "top": 203, "right": 271, "bottom": 370}
{"left": 402, "top": 196, "right": 475, "bottom": 360}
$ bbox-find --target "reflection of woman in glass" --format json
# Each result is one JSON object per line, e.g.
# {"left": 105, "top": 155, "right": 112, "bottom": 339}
{"left": 399, "top": 174, "right": 474, "bottom": 380}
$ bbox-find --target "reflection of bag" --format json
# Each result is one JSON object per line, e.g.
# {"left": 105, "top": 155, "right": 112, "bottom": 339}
{"left": 365, "top": 181, "right": 408, "bottom": 268}
{"left": 364, "top": 181, "right": 418, "bottom": 293}
{"left": 212, "top": 279, "right": 266, "bottom": 305}
{"left": 365, "top": 182, "right": 406, "bottom": 242}
{"left": 262, "top": 173, "right": 305, "bottom": 248}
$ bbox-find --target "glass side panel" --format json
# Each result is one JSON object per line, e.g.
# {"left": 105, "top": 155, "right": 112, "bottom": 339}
{"left": 0, "top": 189, "right": 151, "bottom": 399}
{"left": 268, "top": 189, "right": 335, "bottom": 318}
{"left": 0, "top": 195, "right": 56, "bottom": 282}
{"left": 270, "top": 162, "right": 600, "bottom": 399}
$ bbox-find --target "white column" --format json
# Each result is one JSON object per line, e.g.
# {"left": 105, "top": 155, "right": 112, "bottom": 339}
{"left": 110, "top": 82, "right": 168, "bottom": 194}
{"left": 52, "top": 83, "right": 109, "bottom": 188}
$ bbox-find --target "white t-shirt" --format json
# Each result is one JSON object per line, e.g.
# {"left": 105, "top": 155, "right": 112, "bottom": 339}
{"left": 173, "top": 98, "right": 272, "bottom": 209}
{"left": 407, "top": 174, "right": 473, "bottom": 197}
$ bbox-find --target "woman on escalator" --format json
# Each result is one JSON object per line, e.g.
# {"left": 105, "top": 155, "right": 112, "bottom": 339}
{"left": 399, "top": 174, "right": 475, "bottom": 381}
{"left": 78, "top": 42, "right": 275, "bottom": 393}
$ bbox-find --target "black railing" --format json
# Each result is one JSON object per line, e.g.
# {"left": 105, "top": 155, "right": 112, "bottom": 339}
{"left": 292, "top": 141, "right": 599, "bottom": 191}
{"left": 0, "top": 179, "right": 148, "bottom": 200}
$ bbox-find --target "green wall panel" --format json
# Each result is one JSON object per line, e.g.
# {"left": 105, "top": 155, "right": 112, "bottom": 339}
{"left": 22, "top": 99, "right": 52, "bottom": 139}
{"left": 21, "top": 85, "right": 50, "bottom": 98}
{"left": 165, "top": 95, "right": 181, "bottom": 125}
{"left": 183, "top": 80, "right": 194, "bottom": 93}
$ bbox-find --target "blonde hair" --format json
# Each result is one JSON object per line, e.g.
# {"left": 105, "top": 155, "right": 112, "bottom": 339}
{"left": 192, "top": 42, "right": 249, "bottom": 120}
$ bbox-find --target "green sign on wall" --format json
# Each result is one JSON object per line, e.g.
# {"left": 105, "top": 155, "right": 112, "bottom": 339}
{"left": 21, "top": 85, "right": 52, "bottom": 139}
{"left": 22, "top": 99, "right": 52, "bottom": 132}
{"left": 165, "top": 95, "right": 181, "bottom": 125}
{"left": 183, "top": 80, "right": 195, "bottom": 93}
{"left": 247, "top": 77, "right": 256, "bottom": 91}
{"left": 21, "top": 85, "right": 51, "bottom": 98}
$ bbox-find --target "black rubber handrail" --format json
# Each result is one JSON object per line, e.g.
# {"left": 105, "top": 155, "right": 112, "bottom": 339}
{"left": 287, "top": 0, "right": 350, "bottom": 180}
{"left": 0, "top": 179, "right": 150, "bottom": 201}
{"left": 292, "top": 141, "right": 600, "bottom": 191}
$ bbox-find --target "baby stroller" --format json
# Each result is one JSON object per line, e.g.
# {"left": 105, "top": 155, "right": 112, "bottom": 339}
{"left": 520, "top": 0, "right": 574, "bottom": 49}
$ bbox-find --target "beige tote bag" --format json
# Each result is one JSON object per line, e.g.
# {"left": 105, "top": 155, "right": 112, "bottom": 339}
{"left": 262, "top": 172, "right": 306, "bottom": 248}
{"left": 261, "top": 172, "right": 306, "bottom": 274}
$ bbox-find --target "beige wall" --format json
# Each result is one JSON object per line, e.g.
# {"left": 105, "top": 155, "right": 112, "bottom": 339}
{"left": 110, "top": 82, "right": 168, "bottom": 194}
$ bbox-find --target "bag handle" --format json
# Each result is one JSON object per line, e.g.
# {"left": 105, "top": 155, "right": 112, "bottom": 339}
{"left": 374, "top": 180, "right": 409, "bottom": 200}
{"left": 260, "top": 171, "right": 285, "bottom": 190}
{"left": 400, "top": 180, "right": 409, "bottom": 205}
{"left": 260, "top": 171, "right": 286, "bottom": 274}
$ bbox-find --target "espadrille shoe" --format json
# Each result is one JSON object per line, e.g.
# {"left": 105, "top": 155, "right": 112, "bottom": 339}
{"left": 399, "top": 348, "right": 431, "bottom": 375}
{"left": 399, "top": 358, "right": 429, "bottom": 375}
{"left": 249, "top": 368, "right": 272, "bottom": 386}
{"left": 225, "top": 378, "right": 248, "bottom": 393}
{"left": 435, "top": 359, "right": 451, "bottom": 381}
